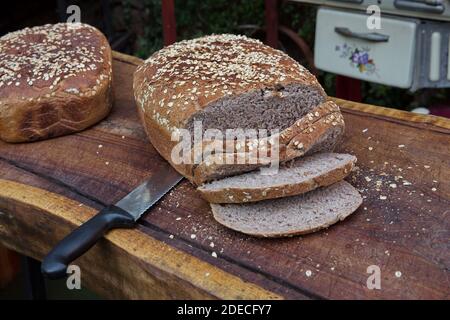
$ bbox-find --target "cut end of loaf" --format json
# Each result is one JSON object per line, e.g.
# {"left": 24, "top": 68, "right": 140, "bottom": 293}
{"left": 211, "top": 180, "right": 362, "bottom": 238}
{"left": 191, "top": 101, "right": 345, "bottom": 185}
{"left": 185, "top": 83, "right": 326, "bottom": 139}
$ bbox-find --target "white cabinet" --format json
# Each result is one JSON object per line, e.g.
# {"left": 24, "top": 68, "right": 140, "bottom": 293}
{"left": 314, "top": 7, "right": 418, "bottom": 88}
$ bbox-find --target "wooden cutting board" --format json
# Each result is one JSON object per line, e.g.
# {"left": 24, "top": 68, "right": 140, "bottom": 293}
{"left": 0, "top": 52, "right": 448, "bottom": 299}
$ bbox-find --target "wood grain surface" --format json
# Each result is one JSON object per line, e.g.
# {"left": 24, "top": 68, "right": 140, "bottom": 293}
{"left": 0, "top": 52, "right": 448, "bottom": 299}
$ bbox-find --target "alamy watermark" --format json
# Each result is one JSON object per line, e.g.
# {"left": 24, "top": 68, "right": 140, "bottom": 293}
{"left": 66, "top": 5, "right": 81, "bottom": 23}
{"left": 366, "top": 265, "right": 381, "bottom": 290}
{"left": 170, "top": 121, "right": 281, "bottom": 174}
{"left": 66, "top": 264, "right": 81, "bottom": 290}
{"left": 367, "top": 5, "right": 381, "bottom": 30}
{"left": 63, "top": 263, "right": 398, "bottom": 292}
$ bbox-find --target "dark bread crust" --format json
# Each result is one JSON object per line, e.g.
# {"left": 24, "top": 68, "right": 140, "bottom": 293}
{"left": 0, "top": 23, "right": 113, "bottom": 142}
{"left": 133, "top": 34, "right": 327, "bottom": 182}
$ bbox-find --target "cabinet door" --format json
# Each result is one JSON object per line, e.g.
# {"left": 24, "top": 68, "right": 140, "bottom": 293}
{"left": 314, "top": 7, "right": 418, "bottom": 88}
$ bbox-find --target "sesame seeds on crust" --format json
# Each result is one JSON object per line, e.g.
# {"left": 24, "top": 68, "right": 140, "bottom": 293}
{"left": 0, "top": 23, "right": 112, "bottom": 102}
{"left": 134, "top": 34, "right": 322, "bottom": 134}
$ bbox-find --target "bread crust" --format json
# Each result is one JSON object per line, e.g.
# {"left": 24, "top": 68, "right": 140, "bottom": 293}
{"left": 0, "top": 23, "right": 113, "bottom": 143}
{"left": 133, "top": 34, "right": 326, "bottom": 182}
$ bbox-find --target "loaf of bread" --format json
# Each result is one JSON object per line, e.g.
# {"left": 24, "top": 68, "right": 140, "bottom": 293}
{"left": 134, "top": 34, "right": 361, "bottom": 237}
{"left": 0, "top": 23, "right": 113, "bottom": 143}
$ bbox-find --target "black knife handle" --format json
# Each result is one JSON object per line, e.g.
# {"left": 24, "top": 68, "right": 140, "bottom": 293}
{"left": 41, "top": 205, "right": 135, "bottom": 279}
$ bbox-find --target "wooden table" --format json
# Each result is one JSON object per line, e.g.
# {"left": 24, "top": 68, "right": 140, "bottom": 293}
{"left": 0, "top": 52, "right": 448, "bottom": 300}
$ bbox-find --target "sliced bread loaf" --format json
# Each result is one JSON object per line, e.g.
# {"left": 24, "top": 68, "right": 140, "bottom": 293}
{"left": 191, "top": 101, "right": 345, "bottom": 184}
{"left": 134, "top": 34, "right": 330, "bottom": 184}
{"left": 211, "top": 180, "right": 362, "bottom": 237}
{"left": 198, "top": 153, "right": 356, "bottom": 203}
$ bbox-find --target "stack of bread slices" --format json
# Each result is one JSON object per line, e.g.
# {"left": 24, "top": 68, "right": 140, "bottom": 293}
{"left": 133, "top": 34, "right": 362, "bottom": 237}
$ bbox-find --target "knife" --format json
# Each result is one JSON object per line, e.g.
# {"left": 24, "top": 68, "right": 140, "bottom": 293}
{"left": 41, "top": 161, "right": 183, "bottom": 279}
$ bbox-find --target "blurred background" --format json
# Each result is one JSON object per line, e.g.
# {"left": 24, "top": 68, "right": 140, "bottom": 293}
{"left": 1, "top": 0, "right": 449, "bottom": 113}
{"left": 0, "top": 0, "right": 449, "bottom": 299}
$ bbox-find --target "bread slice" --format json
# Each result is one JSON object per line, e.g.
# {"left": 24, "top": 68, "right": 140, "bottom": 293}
{"left": 0, "top": 23, "right": 112, "bottom": 142}
{"left": 211, "top": 180, "right": 362, "bottom": 237}
{"left": 198, "top": 153, "right": 356, "bottom": 203}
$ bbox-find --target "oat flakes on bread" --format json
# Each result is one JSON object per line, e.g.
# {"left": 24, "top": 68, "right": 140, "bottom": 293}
{"left": 0, "top": 23, "right": 113, "bottom": 143}
{"left": 133, "top": 34, "right": 344, "bottom": 184}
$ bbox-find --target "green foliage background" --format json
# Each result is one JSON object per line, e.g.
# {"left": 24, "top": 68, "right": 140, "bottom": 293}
{"left": 122, "top": 0, "right": 449, "bottom": 111}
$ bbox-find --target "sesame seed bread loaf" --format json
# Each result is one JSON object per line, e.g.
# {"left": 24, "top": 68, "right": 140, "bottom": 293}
{"left": 211, "top": 180, "right": 362, "bottom": 237}
{"left": 133, "top": 34, "right": 340, "bottom": 184}
{"left": 134, "top": 34, "right": 360, "bottom": 236}
{"left": 0, "top": 23, "right": 113, "bottom": 143}
{"left": 198, "top": 153, "right": 356, "bottom": 203}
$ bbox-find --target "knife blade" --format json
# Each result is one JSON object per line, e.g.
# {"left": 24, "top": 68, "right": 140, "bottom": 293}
{"left": 41, "top": 161, "right": 183, "bottom": 279}
{"left": 116, "top": 162, "right": 183, "bottom": 220}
